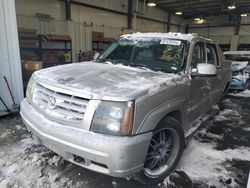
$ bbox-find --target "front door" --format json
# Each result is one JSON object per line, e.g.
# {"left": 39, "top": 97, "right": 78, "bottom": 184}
{"left": 205, "top": 43, "right": 223, "bottom": 105}
{"left": 186, "top": 42, "right": 211, "bottom": 127}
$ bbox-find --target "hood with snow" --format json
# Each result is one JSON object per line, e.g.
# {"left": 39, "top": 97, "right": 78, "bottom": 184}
{"left": 34, "top": 61, "right": 187, "bottom": 100}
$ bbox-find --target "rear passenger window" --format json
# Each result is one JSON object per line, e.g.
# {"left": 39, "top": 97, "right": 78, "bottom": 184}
{"left": 206, "top": 43, "right": 219, "bottom": 66}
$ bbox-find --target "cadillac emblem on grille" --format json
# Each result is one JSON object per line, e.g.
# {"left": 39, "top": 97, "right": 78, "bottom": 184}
{"left": 48, "top": 97, "right": 56, "bottom": 109}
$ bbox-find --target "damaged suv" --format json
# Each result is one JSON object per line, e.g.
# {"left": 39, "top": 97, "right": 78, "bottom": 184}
{"left": 20, "top": 33, "right": 231, "bottom": 184}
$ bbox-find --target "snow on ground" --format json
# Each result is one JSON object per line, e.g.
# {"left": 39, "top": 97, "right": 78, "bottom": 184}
{"left": 228, "top": 89, "right": 250, "bottom": 97}
{"left": 0, "top": 134, "right": 75, "bottom": 188}
{"left": 0, "top": 97, "right": 250, "bottom": 188}
{"left": 0, "top": 117, "right": 84, "bottom": 188}
{"left": 169, "top": 97, "right": 250, "bottom": 188}
{"left": 214, "top": 108, "right": 241, "bottom": 121}
{"left": 178, "top": 140, "right": 250, "bottom": 187}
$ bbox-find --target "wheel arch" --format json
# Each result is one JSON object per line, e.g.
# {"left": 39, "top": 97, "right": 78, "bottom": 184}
{"left": 134, "top": 112, "right": 186, "bottom": 184}
{"left": 135, "top": 98, "right": 186, "bottom": 134}
{"left": 166, "top": 110, "right": 182, "bottom": 124}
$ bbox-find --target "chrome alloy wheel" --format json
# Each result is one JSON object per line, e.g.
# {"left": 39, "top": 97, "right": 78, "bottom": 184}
{"left": 144, "top": 128, "right": 179, "bottom": 177}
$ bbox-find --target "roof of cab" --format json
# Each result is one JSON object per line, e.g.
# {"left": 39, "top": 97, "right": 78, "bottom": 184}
{"left": 121, "top": 32, "right": 212, "bottom": 42}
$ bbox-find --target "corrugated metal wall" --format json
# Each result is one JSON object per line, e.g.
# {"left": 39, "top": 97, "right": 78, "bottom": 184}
{"left": 189, "top": 25, "right": 250, "bottom": 45}
{"left": 17, "top": 15, "right": 67, "bottom": 35}
{"left": 17, "top": 15, "right": 123, "bottom": 61}
{"left": 16, "top": 14, "right": 183, "bottom": 61}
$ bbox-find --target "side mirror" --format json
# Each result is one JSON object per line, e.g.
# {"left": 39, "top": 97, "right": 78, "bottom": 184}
{"left": 191, "top": 63, "right": 217, "bottom": 77}
{"left": 93, "top": 52, "right": 100, "bottom": 60}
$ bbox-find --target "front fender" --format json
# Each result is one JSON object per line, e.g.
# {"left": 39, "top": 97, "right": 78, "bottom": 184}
{"left": 135, "top": 97, "right": 187, "bottom": 134}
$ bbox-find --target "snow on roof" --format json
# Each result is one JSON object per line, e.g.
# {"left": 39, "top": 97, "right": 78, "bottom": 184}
{"left": 121, "top": 32, "right": 209, "bottom": 41}
{"left": 224, "top": 51, "right": 250, "bottom": 55}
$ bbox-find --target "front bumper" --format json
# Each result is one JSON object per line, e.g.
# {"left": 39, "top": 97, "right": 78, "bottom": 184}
{"left": 20, "top": 99, "right": 152, "bottom": 177}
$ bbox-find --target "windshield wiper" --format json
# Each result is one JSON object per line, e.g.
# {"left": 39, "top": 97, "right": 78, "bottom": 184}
{"left": 128, "top": 63, "right": 171, "bottom": 73}
{"left": 127, "top": 63, "right": 153, "bottom": 71}
{"left": 99, "top": 59, "right": 152, "bottom": 71}
{"left": 97, "top": 59, "right": 174, "bottom": 73}
{"left": 96, "top": 58, "right": 116, "bottom": 64}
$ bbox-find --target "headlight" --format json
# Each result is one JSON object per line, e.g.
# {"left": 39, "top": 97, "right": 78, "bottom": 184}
{"left": 91, "top": 101, "right": 134, "bottom": 136}
{"left": 26, "top": 74, "right": 36, "bottom": 104}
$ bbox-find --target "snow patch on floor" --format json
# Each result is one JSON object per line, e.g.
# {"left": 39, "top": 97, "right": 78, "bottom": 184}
{"left": 0, "top": 129, "right": 75, "bottom": 188}
{"left": 48, "top": 155, "right": 64, "bottom": 167}
{"left": 215, "top": 108, "right": 241, "bottom": 121}
{"left": 185, "top": 105, "right": 219, "bottom": 137}
{"left": 178, "top": 139, "right": 250, "bottom": 187}
{"left": 15, "top": 124, "right": 26, "bottom": 131}
{"left": 242, "top": 127, "right": 250, "bottom": 132}
{"left": 228, "top": 89, "right": 250, "bottom": 97}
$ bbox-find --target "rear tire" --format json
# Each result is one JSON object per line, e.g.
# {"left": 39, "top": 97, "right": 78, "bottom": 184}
{"left": 134, "top": 116, "right": 185, "bottom": 184}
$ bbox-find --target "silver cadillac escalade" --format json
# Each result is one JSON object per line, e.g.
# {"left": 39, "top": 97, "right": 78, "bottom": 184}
{"left": 20, "top": 33, "right": 231, "bottom": 184}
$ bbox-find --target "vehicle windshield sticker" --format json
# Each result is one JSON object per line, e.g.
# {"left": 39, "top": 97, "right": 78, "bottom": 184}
{"left": 160, "top": 39, "right": 181, "bottom": 45}
{"left": 159, "top": 43, "right": 184, "bottom": 65}
{"left": 171, "top": 66, "right": 177, "bottom": 70}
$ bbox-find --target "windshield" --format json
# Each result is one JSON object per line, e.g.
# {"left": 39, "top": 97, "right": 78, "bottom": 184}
{"left": 97, "top": 37, "right": 187, "bottom": 73}
{"left": 225, "top": 54, "right": 250, "bottom": 61}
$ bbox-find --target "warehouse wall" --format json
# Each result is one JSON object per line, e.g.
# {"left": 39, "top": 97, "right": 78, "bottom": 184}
{"left": 71, "top": 4, "right": 127, "bottom": 29}
{"left": 189, "top": 27, "right": 250, "bottom": 51}
{"left": 187, "top": 14, "right": 250, "bottom": 49}
{"left": 188, "top": 26, "right": 250, "bottom": 38}
{"left": 73, "top": 0, "right": 128, "bottom": 14}
{"left": 15, "top": 0, "right": 65, "bottom": 20}
{"left": 136, "top": 18, "right": 165, "bottom": 32}
{"left": 15, "top": 0, "right": 183, "bottom": 32}
{"left": 15, "top": 0, "right": 184, "bottom": 61}
{"left": 16, "top": 15, "right": 124, "bottom": 60}
{"left": 16, "top": 15, "right": 67, "bottom": 35}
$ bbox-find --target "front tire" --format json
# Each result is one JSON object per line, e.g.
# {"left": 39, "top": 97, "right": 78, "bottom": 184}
{"left": 135, "top": 116, "right": 185, "bottom": 184}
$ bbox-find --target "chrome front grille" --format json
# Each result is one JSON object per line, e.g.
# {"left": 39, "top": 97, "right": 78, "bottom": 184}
{"left": 32, "top": 83, "right": 89, "bottom": 124}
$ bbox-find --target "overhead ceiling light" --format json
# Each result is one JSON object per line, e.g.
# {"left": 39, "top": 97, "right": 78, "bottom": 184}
{"left": 147, "top": 2, "right": 156, "bottom": 7}
{"left": 241, "top": 13, "right": 247, "bottom": 17}
{"left": 147, "top": 1, "right": 156, "bottom": 7}
{"left": 228, "top": 5, "right": 236, "bottom": 10}
{"left": 175, "top": 12, "right": 182, "bottom": 15}
{"left": 197, "top": 19, "right": 205, "bottom": 24}
{"left": 194, "top": 18, "right": 205, "bottom": 24}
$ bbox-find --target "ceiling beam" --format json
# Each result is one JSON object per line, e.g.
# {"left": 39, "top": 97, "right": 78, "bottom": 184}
{"left": 157, "top": 0, "right": 200, "bottom": 5}
{"left": 156, "top": 0, "right": 250, "bottom": 12}
{"left": 182, "top": 8, "right": 249, "bottom": 19}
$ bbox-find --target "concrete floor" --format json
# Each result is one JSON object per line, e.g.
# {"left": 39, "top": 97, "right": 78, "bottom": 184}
{"left": 0, "top": 95, "right": 250, "bottom": 188}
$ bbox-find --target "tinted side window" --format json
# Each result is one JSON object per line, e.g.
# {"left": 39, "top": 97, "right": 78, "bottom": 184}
{"left": 192, "top": 43, "right": 205, "bottom": 68}
{"left": 206, "top": 43, "right": 219, "bottom": 66}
